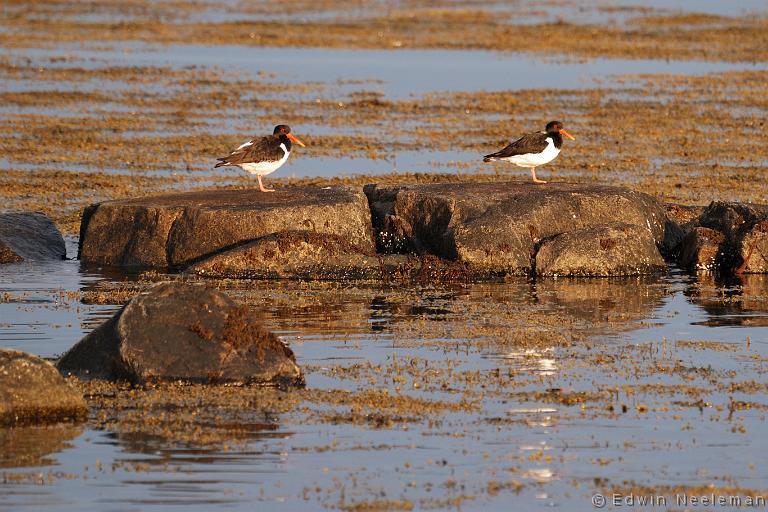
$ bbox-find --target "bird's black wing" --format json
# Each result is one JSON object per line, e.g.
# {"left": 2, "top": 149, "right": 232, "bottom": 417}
{"left": 483, "top": 131, "right": 549, "bottom": 161}
{"left": 215, "top": 135, "right": 284, "bottom": 167}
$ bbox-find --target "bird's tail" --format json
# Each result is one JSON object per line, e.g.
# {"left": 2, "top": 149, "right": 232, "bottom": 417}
{"left": 483, "top": 155, "right": 497, "bottom": 163}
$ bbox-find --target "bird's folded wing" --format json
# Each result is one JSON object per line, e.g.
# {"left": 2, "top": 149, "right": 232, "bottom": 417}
{"left": 485, "top": 131, "right": 549, "bottom": 158}
{"left": 222, "top": 136, "right": 284, "bottom": 164}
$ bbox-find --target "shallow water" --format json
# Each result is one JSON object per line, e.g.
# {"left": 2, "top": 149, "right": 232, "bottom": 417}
{"left": 15, "top": 43, "right": 763, "bottom": 100}
{"left": 2, "top": 252, "right": 768, "bottom": 510}
{"left": 5, "top": 41, "right": 765, "bottom": 179}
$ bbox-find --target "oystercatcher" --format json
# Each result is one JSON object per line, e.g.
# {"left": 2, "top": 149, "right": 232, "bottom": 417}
{"left": 483, "top": 121, "right": 575, "bottom": 184}
{"left": 214, "top": 125, "right": 306, "bottom": 192}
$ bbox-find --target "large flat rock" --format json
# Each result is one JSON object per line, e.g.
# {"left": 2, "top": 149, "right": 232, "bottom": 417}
{"left": 79, "top": 187, "right": 375, "bottom": 268}
{"left": 365, "top": 182, "right": 673, "bottom": 275}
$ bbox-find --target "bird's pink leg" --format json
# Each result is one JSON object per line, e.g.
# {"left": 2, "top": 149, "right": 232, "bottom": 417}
{"left": 531, "top": 167, "right": 547, "bottom": 184}
{"left": 257, "top": 175, "right": 275, "bottom": 192}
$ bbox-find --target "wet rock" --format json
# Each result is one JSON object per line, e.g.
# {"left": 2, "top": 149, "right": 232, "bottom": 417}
{"left": 665, "top": 203, "right": 706, "bottom": 229}
{"left": 536, "top": 223, "right": 666, "bottom": 276}
{"left": 78, "top": 187, "right": 374, "bottom": 268}
{"left": 738, "top": 220, "right": 768, "bottom": 273}
{"left": 57, "top": 282, "right": 304, "bottom": 386}
{"left": 365, "top": 182, "right": 671, "bottom": 276}
{"left": 190, "top": 236, "right": 492, "bottom": 282}
{"left": 0, "top": 349, "right": 87, "bottom": 426}
{"left": 697, "top": 202, "right": 768, "bottom": 242}
{"left": 683, "top": 202, "right": 768, "bottom": 273}
{"left": 663, "top": 203, "right": 703, "bottom": 256}
{"left": 678, "top": 227, "right": 726, "bottom": 271}
{"left": 0, "top": 210, "right": 66, "bottom": 263}
{"left": 189, "top": 231, "right": 384, "bottom": 280}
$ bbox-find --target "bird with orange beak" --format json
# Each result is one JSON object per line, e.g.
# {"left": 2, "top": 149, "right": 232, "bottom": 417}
{"left": 215, "top": 124, "right": 306, "bottom": 192}
{"left": 483, "top": 121, "right": 575, "bottom": 184}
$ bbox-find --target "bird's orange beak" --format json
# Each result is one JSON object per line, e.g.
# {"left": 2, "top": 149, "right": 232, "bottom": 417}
{"left": 287, "top": 133, "right": 306, "bottom": 147}
{"left": 559, "top": 129, "right": 575, "bottom": 140}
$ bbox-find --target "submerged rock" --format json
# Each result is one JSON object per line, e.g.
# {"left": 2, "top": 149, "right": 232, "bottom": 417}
{"left": 365, "top": 182, "right": 672, "bottom": 276}
{"left": 0, "top": 349, "right": 87, "bottom": 426}
{"left": 536, "top": 223, "right": 665, "bottom": 276}
{"left": 78, "top": 187, "right": 374, "bottom": 268}
{"left": 57, "top": 282, "right": 304, "bottom": 386}
{"left": 0, "top": 210, "right": 66, "bottom": 264}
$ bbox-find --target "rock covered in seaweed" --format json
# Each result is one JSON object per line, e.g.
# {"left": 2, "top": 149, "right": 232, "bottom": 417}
{"left": 0, "top": 349, "right": 87, "bottom": 426}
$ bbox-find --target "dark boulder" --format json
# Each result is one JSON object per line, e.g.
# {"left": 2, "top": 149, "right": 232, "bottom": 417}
{"left": 0, "top": 349, "right": 87, "bottom": 426}
{"left": 0, "top": 210, "right": 66, "bottom": 263}
{"left": 57, "top": 282, "right": 304, "bottom": 386}
{"left": 678, "top": 227, "right": 726, "bottom": 271}
{"left": 680, "top": 202, "right": 768, "bottom": 273}
{"left": 536, "top": 223, "right": 666, "bottom": 276}
{"left": 78, "top": 187, "right": 375, "bottom": 268}
{"left": 663, "top": 203, "right": 703, "bottom": 257}
{"left": 738, "top": 220, "right": 768, "bottom": 273}
{"left": 697, "top": 202, "right": 768, "bottom": 242}
{"left": 365, "top": 182, "right": 671, "bottom": 276}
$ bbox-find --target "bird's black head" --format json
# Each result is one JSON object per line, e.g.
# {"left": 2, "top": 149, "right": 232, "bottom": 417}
{"left": 545, "top": 120, "right": 575, "bottom": 140}
{"left": 273, "top": 125, "right": 292, "bottom": 135}
{"left": 273, "top": 124, "right": 306, "bottom": 148}
{"left": 545, "top": 121, "right": 564, "bottom": 133}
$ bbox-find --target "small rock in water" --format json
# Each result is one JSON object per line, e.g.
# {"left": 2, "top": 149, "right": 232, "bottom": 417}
{"left": 0, "top": 349, "right": 87, "bottom": 426}
{"left": 678, "top": 226, "right": 726, "bottom": 271}
{"left": 0, "top": 210, "right": 66, "bottom": 264}
{"left": 57, "top": 282, "right": 304, "bottom": 387}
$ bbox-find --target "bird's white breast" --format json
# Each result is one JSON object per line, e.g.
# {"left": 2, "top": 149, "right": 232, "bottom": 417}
{"left": 505, "top": 137, "right": 561, "bottom": 168}
{"left": 240, "top": 143, "right": 290, "bottom": 176}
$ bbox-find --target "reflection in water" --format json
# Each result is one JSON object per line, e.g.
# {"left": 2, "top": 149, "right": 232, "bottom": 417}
{"left": 500, "top": 348, "right": 558, "bottom": 376}
{"left": 111, "top": 423, "right": 287, "bottom": 460}
{"left": 685, "top": 273, "right": 768, "bottom": 327}
{"left": 0, "top": 424, "right": 83, "bottom": 468}
{"left": 534, "top": 275, "right": 670, "bottom": 332}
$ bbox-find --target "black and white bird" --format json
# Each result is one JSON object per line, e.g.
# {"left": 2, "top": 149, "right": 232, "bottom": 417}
{"left": 214, "top": 125, "right": 306, "bottom": 192}
{"left": 483, "top": 121, "right": 575, "bottom": 184}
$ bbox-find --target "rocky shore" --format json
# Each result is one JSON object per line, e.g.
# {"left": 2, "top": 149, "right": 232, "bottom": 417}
{"left": 76, "top": 182, "right": 768, "bottom": 279}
